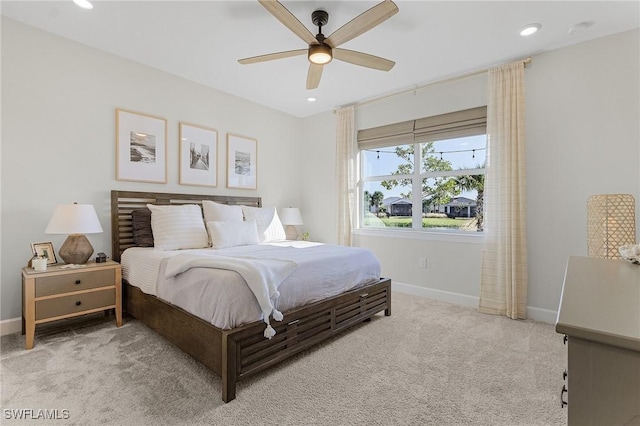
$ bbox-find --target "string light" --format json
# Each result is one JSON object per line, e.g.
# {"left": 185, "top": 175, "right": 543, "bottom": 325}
{"left": 366, "top": 147, "right": 486, "bottom": 159}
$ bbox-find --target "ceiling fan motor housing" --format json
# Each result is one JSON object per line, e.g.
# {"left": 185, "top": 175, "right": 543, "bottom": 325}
{"left": 311, "top": 10, "right": 329, "bottom": 28}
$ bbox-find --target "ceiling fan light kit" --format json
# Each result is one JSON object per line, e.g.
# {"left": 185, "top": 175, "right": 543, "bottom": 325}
{"left": 240, "top": 0, "right": 399, "bottom": 89}
{"left": 309, "top": 44, "right": 332, "bottom": 65}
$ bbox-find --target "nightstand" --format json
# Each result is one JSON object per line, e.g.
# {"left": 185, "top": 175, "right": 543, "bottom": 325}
{"left": 22, "top": 260, "right": 122, "bottom": 349}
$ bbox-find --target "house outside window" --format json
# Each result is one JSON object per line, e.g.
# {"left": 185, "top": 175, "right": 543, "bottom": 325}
{"left": 358, "top": 107, "right": 487, "bottom": 233}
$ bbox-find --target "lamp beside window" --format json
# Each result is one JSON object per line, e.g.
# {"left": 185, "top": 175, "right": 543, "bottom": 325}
{"left": 45, "top": 203, "right": 103, "bottom": 264}
{"left": 280, "top": 207, "right": 304, "bottom": 240}
{"left": 587, "top": 194, "right": 636, "bottom": 259}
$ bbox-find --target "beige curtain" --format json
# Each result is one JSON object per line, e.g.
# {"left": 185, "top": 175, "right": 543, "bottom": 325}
{"left": 479, "top": 61, "right": 528, "bottom": 319}
{"left": 335, "top": 106, "right": 355, "bottom": 246}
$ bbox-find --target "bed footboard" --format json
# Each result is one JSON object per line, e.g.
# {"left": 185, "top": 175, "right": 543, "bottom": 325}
{"left": 222, "top": 277, "right": 391, "bottom": 402}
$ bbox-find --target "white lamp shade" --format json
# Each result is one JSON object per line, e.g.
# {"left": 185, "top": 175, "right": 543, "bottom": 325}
{"left": 45, "top": 203, "right": 103, "bottom": 235}
{"left": 280, "top": 207, "right": 303, "bottom": 226}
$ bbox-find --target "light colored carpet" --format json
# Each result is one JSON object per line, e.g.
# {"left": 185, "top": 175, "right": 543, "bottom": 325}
{"left": 1, "top": 292, "right": 566, "bottom": 425}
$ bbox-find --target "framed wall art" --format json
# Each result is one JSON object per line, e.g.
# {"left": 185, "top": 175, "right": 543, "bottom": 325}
{"left": 116, "top": 108, "right": 167, "bottom": 183}
{"left": 31, "top": 242, "right": 58, "bottom": 265}
{"left": 179, "top": 123, "right": 218, "bottom": 187}
{"left": 227, "top": 133, "right": 257, "bottom": 190}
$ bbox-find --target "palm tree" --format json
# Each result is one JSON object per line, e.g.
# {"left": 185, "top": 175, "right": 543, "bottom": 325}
{"left": 454, "top": 171, "right": 485, "bottom": 231}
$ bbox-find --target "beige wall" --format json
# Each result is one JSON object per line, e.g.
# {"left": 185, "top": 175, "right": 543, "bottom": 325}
{"left": 525, "top": 29, "right": 640, "bottom": 312}
{"left": 0, "top": 18, "right": 304, "bottom": 321}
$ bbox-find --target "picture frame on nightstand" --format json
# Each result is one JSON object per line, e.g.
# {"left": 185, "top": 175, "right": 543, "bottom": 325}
{"left": 30, "top": 241, "right": 57, "bottom": 265}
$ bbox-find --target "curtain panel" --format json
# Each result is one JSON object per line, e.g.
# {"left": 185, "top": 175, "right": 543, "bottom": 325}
{"left": 335, "top": 106, "right": 355, "bottom": 246}
{"left": 479, "top": 61, "right": 528, "bottom": 319}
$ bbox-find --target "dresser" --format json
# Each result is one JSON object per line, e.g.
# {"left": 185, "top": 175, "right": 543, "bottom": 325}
{"left": 22, "top": 261, "right": 122, "bottom": 349}
{"left": 556, "top": 256, "right": 640, "bottom": 425}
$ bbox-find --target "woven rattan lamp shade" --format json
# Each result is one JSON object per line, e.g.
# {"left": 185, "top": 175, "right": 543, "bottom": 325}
{"left": 587, "top": 194, "right": 636, "bottom": 258}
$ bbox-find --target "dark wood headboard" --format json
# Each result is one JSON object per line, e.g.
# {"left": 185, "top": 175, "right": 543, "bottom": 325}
{"left": 110, "top": 190, "right": 262, "bottom": 262}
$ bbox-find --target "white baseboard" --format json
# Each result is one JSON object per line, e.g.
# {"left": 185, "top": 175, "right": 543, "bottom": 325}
{"left": 391, "top": 282, "right": 557, "bottom": 324}
{"left": 0, "top": 317, "right": 21, "bottom": 336}
{"left": 525, "top": 306, "right": 558, "bottom": 324}
{"left": 392, "top": 281, "right": 479, "bottom": 308}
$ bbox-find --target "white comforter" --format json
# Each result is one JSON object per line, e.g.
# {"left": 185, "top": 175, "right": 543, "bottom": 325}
{"left": 164, "top": 252, "right": 297, "bottom": 338}
{"left": 122, "top": 241, "right": 381, "bottom": 331}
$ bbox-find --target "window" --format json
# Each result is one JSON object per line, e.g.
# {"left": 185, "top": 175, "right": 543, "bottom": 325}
{"left": 358, "top": 107, "right": 486, "bottom": 233}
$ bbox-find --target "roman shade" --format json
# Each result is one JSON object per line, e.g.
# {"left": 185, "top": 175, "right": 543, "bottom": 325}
{"left": 357, "top": 106, "right": 487, "bottom": 149}
{"left": 414, "top": 106, "right": 487, "bottom": 142}
{"left": 357, "top": 120, "right": 414, "bottom": 149}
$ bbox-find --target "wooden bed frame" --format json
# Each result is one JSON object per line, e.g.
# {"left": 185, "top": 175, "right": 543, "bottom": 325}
{"left": 111, "top": 190, "right": 391, "bottom": 402}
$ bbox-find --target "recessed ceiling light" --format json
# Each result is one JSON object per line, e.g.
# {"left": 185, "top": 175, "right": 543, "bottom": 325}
{"left": 307, "top": 97, "right": 317, "bottom": 102}
{"left": 72, "top": 0, "right": 94, "bottom": 10}
{"left": 520, "top": 23, "right": 541, "bottom": 37}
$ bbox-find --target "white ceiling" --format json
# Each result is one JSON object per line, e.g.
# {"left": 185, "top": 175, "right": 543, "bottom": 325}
{"left": 2, "top": 1, "right": 638, "bottom": 118}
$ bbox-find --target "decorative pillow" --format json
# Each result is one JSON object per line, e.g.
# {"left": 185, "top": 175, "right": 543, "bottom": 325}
{"left": 241, "top": 206, "right": 287, "bottom": 242}
{"left": 202, "top": 200, "right": 243, "bottom": 223}
{"left": 206, "top": 220, "right": 260, "bottom": 249}
{"left": 131, "top": 208, "right": 154, "bottom": 247}
{"left": 147, "top": 204, "right": 209, "bottom": 250}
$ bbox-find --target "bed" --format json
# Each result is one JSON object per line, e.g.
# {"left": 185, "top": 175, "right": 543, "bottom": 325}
{"left": 111, "top": 190, "right": 391, "bottom": 402}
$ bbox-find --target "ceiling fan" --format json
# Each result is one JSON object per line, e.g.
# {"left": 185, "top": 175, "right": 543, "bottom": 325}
{"left": 238, "top": 0, "right": 399, "bottom": 90}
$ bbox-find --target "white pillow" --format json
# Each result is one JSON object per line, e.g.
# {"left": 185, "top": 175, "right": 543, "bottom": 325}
{"left": 147, "top": 204, "right": 209, "bottom": 250}
{"left": 207, "top": 220, "right": 260, "bottom": 249}
{"left": 241, "top": 206, "right": 287, "bottom": 242}
{"left": 202, "top": 200, "right": 244, "bottom": 223}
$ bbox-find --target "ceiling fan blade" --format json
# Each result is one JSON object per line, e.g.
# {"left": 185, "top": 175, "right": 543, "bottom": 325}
{"left": 258, "top": 0, "right": 317, "bottom": 45}
{"left": 306, "top": 63, "right": 324, "bottom": 89}
{"left": 333, "top": 48, "right": 395, "bottom": 71}
{"left": 238, "top": 49, "right": 307, "bottom": 65}
{"left": 325, "top": 0, "right": 398, "bottom": 48}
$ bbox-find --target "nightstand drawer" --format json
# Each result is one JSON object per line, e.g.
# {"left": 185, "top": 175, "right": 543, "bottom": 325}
{"left": 35, "top": 269, "right": 115, "bottom": 297}
{"left": 35, "top": 288, "right": 116, "bottom": 320}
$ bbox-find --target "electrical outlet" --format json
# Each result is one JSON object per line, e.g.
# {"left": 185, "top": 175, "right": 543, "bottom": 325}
{"left": 419, "top": 257, "right": 427, "bottom": 268}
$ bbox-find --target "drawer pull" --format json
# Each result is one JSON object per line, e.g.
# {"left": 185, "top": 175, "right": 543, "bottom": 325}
{"left": 563, "top": 335, "right": 568, "bottom": 345}
{"left": 75, "top": 301, "right": 82, "bottom": 306}
{"left": 75, "top": 280, "right": 81, "bottom": 285}
{"left": 563, "top": 369, "right": 567, "bottom": 380}
{"left": 288, "top": 319, "right": 300, "bottom": 326}
{"left": 560, "top": 385, "right": 568, "bottom": 408}
{"left": 360, "top": 293, "right": 369, "bottom": 298}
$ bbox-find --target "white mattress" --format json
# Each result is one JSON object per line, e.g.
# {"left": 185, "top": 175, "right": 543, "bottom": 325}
{"left": 121, "top": 241, "right": 381, "bottom": 329}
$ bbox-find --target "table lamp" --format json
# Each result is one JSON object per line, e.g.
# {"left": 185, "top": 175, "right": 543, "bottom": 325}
{"left": 45, "top": 203, "right": 104, "bottom": 264}
{"left": 587, "top": 194, "right": 636, "bottom": 258}
{"left": 280, "top": 207, "right": 303, "bottom": 240}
